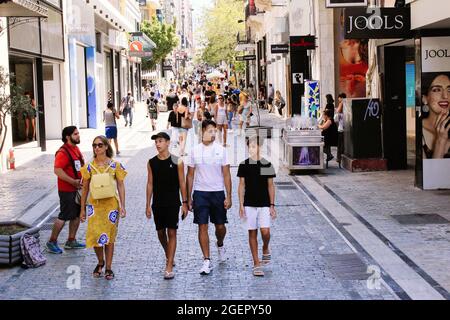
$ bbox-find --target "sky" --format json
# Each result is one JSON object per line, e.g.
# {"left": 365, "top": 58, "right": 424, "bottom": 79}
{"left": 191, "top": 0, "right": 213, "bottom": 32}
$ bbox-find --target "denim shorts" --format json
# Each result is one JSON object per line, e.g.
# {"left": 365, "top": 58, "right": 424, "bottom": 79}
{"left": 193, "top": 191, "right": 228, "bottom": 225}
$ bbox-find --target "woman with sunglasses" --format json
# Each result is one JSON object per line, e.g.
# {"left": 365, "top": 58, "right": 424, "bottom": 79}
{"left": 79, "top": 136, "right": 127, "bottom": 280}
{"left": 214, "top": 94, "right": 228, "bottom": 147}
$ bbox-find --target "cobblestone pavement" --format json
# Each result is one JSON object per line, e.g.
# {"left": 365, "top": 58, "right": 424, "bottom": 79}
{"left": 0, "top": 109, "right": 397, "bottom": 300}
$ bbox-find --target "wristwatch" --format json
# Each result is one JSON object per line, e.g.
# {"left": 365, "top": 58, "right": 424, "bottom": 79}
{"left": 270, "top": 204, "right": 275, "bottom": 207}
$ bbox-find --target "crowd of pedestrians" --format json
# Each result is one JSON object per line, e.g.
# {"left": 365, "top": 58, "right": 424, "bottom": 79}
{"left": 45, "top": 71, "right": 280, "bottom": 281}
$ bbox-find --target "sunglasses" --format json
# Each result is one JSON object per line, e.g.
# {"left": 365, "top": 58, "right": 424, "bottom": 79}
{"left": 218, "top": 97, "right": 224, "bottom": 100}
{"left": 92, "top": 143, "right": 105, "bottom": 149}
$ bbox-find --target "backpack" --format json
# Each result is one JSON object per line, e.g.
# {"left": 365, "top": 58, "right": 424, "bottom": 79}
{"left": 89, "top": 162, "right": 117, "bottom": 200}
{"left": 20, "top": 233, "right": 46, "bottom": 269}
{"left": 147, "top": 98, "right": 157, "bottom": 113}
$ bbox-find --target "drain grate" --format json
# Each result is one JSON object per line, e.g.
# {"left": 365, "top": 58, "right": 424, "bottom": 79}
{"left": 276, "top": 185, "right": 297, "bottom": 190}
{"left": 275, "top": 182, "right": 295, "bottom": 186}
{"left": 391, "top": 214, "right": 450, "bottom": 225}
{"left": 322, "top": 253, "right": 370, "bottom": 280}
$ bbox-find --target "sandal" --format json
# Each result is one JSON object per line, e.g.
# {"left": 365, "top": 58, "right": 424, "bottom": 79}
{"left": 164, "top": 271, "right": 175, "bottom": 280}
{"left": 93, "top": 262, "right": 105, "bottom": 278}
{"left": 253, "top": 266, "right": 265, "bottom": 277}
{"left": 105, "top": 269, "right": 115, "bottom": 280}
{"left": 262, "top": 254, "right": 271, "bottom": 265}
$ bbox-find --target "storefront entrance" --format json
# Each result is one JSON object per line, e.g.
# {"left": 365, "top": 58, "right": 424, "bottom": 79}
{"left": 380, "top": 41, "right": 416, "bottom": 170}
{"left": 9, "top": 55, "right": 38, "bottom": 147}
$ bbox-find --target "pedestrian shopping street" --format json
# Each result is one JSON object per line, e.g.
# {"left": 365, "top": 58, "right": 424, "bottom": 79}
{"left": 0, "top": 105, "right": 449, "bottom": 300}
{"left": 1, "top": 0, "right": 450, "bottom": 303}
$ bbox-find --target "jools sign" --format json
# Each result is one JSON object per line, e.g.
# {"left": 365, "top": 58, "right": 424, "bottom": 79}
{"left": 344, "top": 7, "right": 412, "bottom": 39}
{"left": 422, "top": 37, "right": 450, "bottom": 73}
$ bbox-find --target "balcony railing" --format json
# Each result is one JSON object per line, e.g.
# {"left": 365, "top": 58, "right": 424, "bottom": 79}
{"left": 245, "top": 2, "right": 256, "bottom": 20}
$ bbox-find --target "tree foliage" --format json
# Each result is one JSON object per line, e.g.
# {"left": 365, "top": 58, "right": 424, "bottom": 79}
{"left": 140, "top": 17, "right": 178, "bottom": 71}
{"left": 0, "top": 67, "right": 34, "bottom": 154}
{"left": 200, "top": 0, "right": 245, "bottom": 66}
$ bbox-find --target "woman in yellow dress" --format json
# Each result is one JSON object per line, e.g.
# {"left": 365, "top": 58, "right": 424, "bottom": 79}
{"left": 80, "top": 136, "right": 127, "bottom": 280}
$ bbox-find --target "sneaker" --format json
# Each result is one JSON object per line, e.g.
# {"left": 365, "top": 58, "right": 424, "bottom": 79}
{"left": 46, "top": 241, "right": 63, "bottom": 254}
{"left": 64, "top": 240, "right": 86, "bottom": 250}
{"left": 199, "top": 259, "right": 213, "bottom": 275}
{"left": 217, "top": 244, "right": 226, "bottom": 263}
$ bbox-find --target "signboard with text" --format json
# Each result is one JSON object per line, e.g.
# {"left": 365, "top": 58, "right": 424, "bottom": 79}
{"left": 236, "top": 55, "right": 256, "bottom": 61}
{"left": 344, "top": 7, "right": 412, "bottom": 39}
{"left": 271, "top": 44, "right": 289, "bottom": 54}
{"left": 290, "top": 36, "right": 316, "bottom": 52}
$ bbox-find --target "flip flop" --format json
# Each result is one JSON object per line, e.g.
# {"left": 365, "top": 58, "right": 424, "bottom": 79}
{"left": 164, "top": 271, "right": 175, "bottom": 280}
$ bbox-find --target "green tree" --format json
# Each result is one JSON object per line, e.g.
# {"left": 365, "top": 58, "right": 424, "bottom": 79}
{"left": 200, "top": 0, "right": 245, "bottom": 66}
{"left": 141, "top": 17, "right": 178, "bottom": 71}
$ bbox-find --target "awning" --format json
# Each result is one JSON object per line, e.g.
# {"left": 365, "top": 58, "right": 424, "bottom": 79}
{"left": 0, "top": 0, "right": 48, "bottom": 17}
{"left": 129, "top": 31, "right": 156, "bottom": 58}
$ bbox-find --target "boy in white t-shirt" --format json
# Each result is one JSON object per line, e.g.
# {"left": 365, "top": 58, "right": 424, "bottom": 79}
{"left": 187, "top": 120, "right": 232, "bottom": 275}
{"left": 238, "top": 135, "right": 277, "bottom": 277}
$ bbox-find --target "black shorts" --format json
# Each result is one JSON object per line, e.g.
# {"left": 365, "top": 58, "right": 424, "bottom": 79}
{"left": 58, "top": 191, "right": 81, "bottom": 221}
{"left": 193, "top": 191, "right": 228, "bottom": 225}
{"left": 152, "top": 206, "right": 180, "bottom": 230}
{"left": 268, "top": 97, "right": 274, "bottom": 105}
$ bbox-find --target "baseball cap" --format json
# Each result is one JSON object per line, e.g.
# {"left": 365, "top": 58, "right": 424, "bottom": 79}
{"left": 151, "top": 132, "right": 171, "bottom": 141}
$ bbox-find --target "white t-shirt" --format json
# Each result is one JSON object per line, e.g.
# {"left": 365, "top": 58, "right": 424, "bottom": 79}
{"left": 188, "top": 142, "right": 230, "bottom": 192}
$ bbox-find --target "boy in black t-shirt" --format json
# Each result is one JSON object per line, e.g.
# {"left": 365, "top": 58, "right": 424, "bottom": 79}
{"left": 237, "top": 135, "right": 277, "bottom": 277}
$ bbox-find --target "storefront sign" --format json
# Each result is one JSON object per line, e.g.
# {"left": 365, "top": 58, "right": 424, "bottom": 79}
{"left": 290, "top": 36, "right": 316, "bottom": 52}
{"left": 344, "top": 7, "right": 412, "bottom": 39}
{"left": 236, "top": 55, "right": 256, "bottom": 61}
{"left": 422, "top": 37, "right": 450, "bottom": 73}
{"left": 271, "top": 44, "right": 289, "bottom": 54}
{"left": 326, "top": 0, "right": 367, "bottom": 8}
{"left": 420, "top": 36, "right": 450, "bottom": 190}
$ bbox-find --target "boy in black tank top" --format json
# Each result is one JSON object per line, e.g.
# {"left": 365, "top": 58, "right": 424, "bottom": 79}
{"left": 146, "top": 132, "right": 188, "bottom": 280}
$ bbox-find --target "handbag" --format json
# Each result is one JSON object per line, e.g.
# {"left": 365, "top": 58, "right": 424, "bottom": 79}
{"left": 89, "top": 162, "right": 117, "bottom": 200}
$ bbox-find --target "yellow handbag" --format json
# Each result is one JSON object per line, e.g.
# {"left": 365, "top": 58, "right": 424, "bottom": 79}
{"left": 89, "top": 162, "right": 117, "bottom": 200}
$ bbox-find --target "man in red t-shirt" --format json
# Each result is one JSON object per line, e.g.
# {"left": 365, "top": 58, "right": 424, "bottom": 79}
{"left": 46, "top": 126, "right": 86, "bottom": 254}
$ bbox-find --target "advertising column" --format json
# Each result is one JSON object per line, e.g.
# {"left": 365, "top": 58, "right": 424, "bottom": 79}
{"left": 420, "top": 37, "right": 450, "bottom": 190}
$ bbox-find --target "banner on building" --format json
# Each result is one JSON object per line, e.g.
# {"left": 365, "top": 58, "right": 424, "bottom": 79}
{"left": 304, "top": 80, "right": 320, "bottom": 119}
{"left": 337, "top": 9, "right": 368, "bottom": 98}
{"left": 420, "top": 36, "right": 450, "bottom": 190}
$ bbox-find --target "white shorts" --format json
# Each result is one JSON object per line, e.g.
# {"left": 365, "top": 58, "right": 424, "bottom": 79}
{"left": 216, "top": 114, "right": 227, "bottom": 126}
{"left": 244, "top": 207, "right": 271, "bottom": 231}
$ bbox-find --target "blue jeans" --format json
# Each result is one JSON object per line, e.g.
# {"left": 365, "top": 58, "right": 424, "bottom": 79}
{"left": 227, "top": 111, "right": 233, "bottom": 129}
{"left": 123, "top": 108, "right": 133, "bottom": 126}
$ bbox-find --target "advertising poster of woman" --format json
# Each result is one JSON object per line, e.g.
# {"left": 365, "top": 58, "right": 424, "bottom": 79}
{"left": 420, "top": 37, "right": 450, "bottom": 190}
{"left": 337, "top": 10, "right": 369, "bottom": 98}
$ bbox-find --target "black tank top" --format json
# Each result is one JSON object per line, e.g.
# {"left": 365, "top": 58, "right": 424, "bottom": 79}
{"left": 149, "top": 155, "right": 181, "bottom": 207}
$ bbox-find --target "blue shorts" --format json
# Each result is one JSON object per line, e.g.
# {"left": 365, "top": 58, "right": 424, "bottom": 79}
{"left": 193, "top": 191, "right": 228, "bottom": 225}
{"left": 105, "top": 126, "right": 117, "bottom": 139}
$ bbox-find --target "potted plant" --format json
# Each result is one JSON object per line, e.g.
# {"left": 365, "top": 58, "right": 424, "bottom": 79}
{"left": 0, "top": 221, "right": 40, "bottom": 266}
